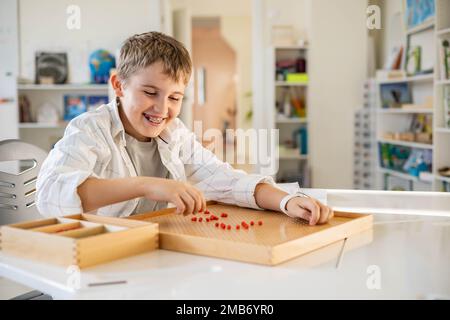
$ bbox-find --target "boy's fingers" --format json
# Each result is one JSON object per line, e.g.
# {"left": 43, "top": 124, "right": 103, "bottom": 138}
{"left": 317, "top": 202, "right": 330, "bottom": 224}
{"left": 199, "top": 190, "right": 207, "bottom": 213}
{"left": 202, "top": 194, "right": 207, "bottom": 212}
{"left": 296, "top": 207, "right": 311, "bottom": 222}
{"left": 300, "top": 198, "right": 321, "bottom": 225}
{"left": 186, "top": 187, "right": 202, "bottom": 213}
{"left": 172, "top": 195, "right": 186, "bottom": 215}
{"left": 180, "top": 191, "right": 195, "bottom": 216}
{"left": 194, "top": 188, "right": 205, "bottom": 213}
{"left": 195, "top": 188, "right": 207, "bottom": 213}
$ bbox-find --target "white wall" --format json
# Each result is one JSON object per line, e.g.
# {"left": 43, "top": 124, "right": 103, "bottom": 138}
{"left": 308, "top": 0, "right": 369, "bottom": 188}
{"left": 18, "top": 0, "right": 162, "bottom": 83}
{"left": 171, "top": 0, "right": 251, "bottom": 16}
{"left": 221, "top": 16, "right": 252, "bottom": 130}
{"left": 0, "top": 0, "right": 19, "bottom": 141}
{"left": 265, "top": 0, "right": 309, "bottom": 44}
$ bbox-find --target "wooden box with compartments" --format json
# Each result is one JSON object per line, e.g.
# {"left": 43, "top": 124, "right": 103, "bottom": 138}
{"left": 0, "top": 214, "right": 158, "bottom": 268}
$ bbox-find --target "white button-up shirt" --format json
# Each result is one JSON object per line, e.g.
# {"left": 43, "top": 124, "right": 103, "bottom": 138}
{"left": 36, "top": 99, "right": 275, "bottom": 218}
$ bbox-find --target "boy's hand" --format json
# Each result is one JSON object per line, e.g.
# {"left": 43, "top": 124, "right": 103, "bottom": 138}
{"left": 139, "top": 177, "right": 206, "bottom": 215}
{"left": 285, "top": 196, "right": 334, "bottom": 226}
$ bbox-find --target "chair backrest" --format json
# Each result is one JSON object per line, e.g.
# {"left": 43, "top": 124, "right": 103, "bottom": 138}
{"left": 0, "top": 139, "right": 48, "bottom": 225}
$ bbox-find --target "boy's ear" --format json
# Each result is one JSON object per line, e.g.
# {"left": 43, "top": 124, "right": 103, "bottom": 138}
{"left": 110, "top": 74, "right": 124, "bottom": 97}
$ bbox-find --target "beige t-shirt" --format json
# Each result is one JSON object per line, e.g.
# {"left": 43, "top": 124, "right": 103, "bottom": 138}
{"left": 124, "top": 133, "right": 169, "bottom": 214}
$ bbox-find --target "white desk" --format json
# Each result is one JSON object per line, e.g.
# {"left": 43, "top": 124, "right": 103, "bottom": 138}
{"left": 1, "top": 213, "right": 449, "bottom": 299}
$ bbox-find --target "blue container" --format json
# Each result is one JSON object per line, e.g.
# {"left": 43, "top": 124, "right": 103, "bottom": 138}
{"left": 293, "top": 127, "right": 308, "bottom": 155}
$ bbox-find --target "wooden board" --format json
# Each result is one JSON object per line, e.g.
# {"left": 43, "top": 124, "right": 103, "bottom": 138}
{"left": 0, "top": 214, "right": 158, "bottom": 269}
{"left": 129, "top": 202, "right": 373, "bottom": 266}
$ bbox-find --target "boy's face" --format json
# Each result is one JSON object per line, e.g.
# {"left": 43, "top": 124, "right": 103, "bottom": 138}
{"left": 113, "top": 61, "right": 186, "bottom": 141}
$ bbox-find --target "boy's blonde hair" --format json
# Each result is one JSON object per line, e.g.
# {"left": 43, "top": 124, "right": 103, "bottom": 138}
{"left": 117, "top": 31, "right": 192, "bottom": 85}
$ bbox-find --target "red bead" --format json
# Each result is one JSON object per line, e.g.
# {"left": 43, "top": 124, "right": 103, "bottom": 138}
{"left": 221, "top": 213, "right": 228, "bottom": 218}
{"left": 199, "top": 217, "right": 203, "bottom": 222}
{"left": 250, "top": 221, "right": 255, "bottom": 226}
{"left": 221, "top": 223, "right": 226, "bottom": 229}
{"left": 215, "top": 223, "right": 219, "bottom": 227}
{"left": 191, "top": 217, "right": 197, "bottom": 222}
{"left": 206, "top": 218, "right": 210, "bottom": 222}
{"left": 258, "top": 221, "right": 263, "bottom": 226}
{"left": 227, "top": 225, "right": 231, "bottom": 230}
{"left": 236, "top": 225, "right": 240, "bottom": 230}
{"left": 199, "top": 208, "right": 203, "bottom": 212}
{"left": 204, "top": 211, "right": 210, "bottom": 215}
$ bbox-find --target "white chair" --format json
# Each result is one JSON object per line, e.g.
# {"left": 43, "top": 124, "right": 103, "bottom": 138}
{"left": 0, "top": 139, "right": 47, "bottom": 225}
{"left": 0, "top": 139, "right": 52, "bottom": 299}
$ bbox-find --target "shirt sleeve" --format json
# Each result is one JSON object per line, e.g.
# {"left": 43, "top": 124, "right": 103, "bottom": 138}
{"left": 177, "top": 121, "right": 276, "bottom": 210}
{"left": 36, "top": 117, "right": 110, "bottom": 217}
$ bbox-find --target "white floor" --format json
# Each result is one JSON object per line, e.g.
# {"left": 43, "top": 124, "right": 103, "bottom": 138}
{"left": 0, "top": 277, "right": 33, "bottom": 300}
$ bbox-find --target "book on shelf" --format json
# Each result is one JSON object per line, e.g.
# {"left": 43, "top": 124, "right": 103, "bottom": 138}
{"left": 440, "top": 40, "right": 450, "bottom": 80}
{"left": 18, "top": 94, "right": 33, "bottom": 123}
{"left": 405, "top": 46, "right": 422, "bottom": 76}
{"left": 439, "top": 39, "right": 450, "bottom": 80}
{"left": 64, "top": 95, "right": 87, "bottom": 121}
{"left": 87, "top": 95, "right": 109, "bottom": 112}
{"left": 445, "top": 86, "right": 450, "bottom": 128}
{"left": 384, "top": 46, "right": 403, "bottom": 71}
{"left": 380, "top": 82, "right": 412, "bottom": 109}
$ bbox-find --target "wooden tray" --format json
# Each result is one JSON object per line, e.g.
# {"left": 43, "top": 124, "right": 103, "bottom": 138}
{"left": 0, "top": 214, "right": 158, "bottom": 268}
{"left": 129, "top": 202, "right": 373, "bottom": 266}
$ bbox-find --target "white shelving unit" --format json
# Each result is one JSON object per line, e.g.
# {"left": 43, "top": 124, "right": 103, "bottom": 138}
{"left": 18, "top": 84, "right": 108, "bottom": 91}
{"left": 376, "top": 108, "right": 433, "bottom": 114}
{"left": 434, "top": 0, "right": 450, "bottom": 192}
{"left": 18, "top": 83, "right": 109, "bottom": 151}
{"left": 275, "top": 116, "right": 308, "bottom": 124}
{"left": 269, "top": 45, "right": 310, "bottom": 187}
{"left": 377, "top": 138, "right": 434, "bottom": 149}
{"left": 275, "top": 81, "right": 308, "bottom": 87}
{"left": 18, "top": 122, "right": 67, "bottom": 129}
{"left": 353, "top": 79, "right": 377, "bottom": 190}
{"left": 376, "top": 0, "right": 450, "bottom": 192}
{"left": 376, "top": 73, "right": 434, "bottom": 84}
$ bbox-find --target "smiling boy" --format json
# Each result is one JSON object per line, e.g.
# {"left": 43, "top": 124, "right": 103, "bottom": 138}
{"left": 36, "top": 32, "right": 333, "bottom": 225}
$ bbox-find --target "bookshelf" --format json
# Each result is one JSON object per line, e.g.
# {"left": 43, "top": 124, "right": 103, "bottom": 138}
{"left": 375, "top": 0, "right": 450, "bottom": 193}
{"left": 18, "top": 83, "right": 109, "bottom": 151}
{"left": 434, "top": 0, "right": 450, "bottom": 192}
{"left": 18, "top": 84, "right": 108, "bottom": 91}
{"left": 269, "top": 45, "right": 310, "bottom": 187}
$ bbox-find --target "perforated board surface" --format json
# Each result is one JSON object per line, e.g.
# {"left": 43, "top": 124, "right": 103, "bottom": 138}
{"left": 129, "top": 202, "right": 373, "bottom": 265}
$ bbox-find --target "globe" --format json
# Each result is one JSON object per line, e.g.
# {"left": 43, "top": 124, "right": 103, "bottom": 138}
{"left": 89, "top": 49, "right": 116, "bottom": 84}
